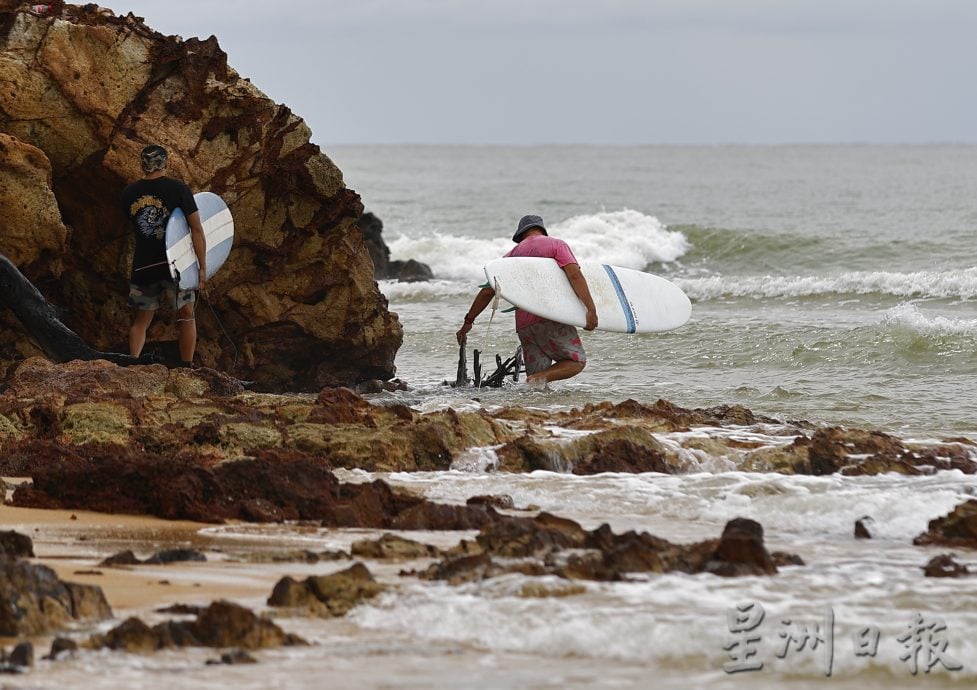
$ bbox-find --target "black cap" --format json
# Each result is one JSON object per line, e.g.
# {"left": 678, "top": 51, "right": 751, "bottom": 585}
{"left": 512, "top": 214, "right": 547, "bottom": 242}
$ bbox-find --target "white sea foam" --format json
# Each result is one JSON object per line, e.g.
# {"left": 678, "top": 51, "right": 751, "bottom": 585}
{"left": 881, "top": 302, "right": 977, "bottom": 336}
{"left": 385, "top": 209, "right": 689, "bottom": 282}
{"left": 680, "top": 266, "right": 977, "bottom": 301}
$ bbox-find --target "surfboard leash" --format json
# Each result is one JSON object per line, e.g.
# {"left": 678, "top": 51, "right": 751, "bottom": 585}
{"left": 170, "top": 258, "right": 239, "bottom": 369}
{"left": 201, "top": 292, "right": 240, "bottom": 370}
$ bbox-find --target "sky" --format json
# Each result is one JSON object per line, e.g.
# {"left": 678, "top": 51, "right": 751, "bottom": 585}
{"left": 112, "top": 1, "right": 977, "bottom": 146}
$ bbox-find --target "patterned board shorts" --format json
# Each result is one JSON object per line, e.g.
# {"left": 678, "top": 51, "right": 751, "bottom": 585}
{"left": 516, "top": 320, "right": 587, "bottom": 375}
{"left": 128, "top": 280, "right": 195, "bottom": 311}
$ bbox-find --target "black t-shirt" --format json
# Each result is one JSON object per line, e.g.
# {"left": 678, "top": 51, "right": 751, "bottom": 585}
{"left": 122, "top": 176, "right": 198, "bottom": 285}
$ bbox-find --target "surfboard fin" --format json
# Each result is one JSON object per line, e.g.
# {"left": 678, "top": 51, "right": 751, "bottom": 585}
{"left": 487, "top": 277, "right": 501, "bottom": 333}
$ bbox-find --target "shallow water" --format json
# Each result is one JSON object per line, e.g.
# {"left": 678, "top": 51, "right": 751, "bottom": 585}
{"left": 330, "top": 144, "right": 977, "bottom": 437}
{"left": 15, "top": 468, "right": 977, "bottom": 688}
{"left": 11, "top": 145, "right": 977, "bottom": 688}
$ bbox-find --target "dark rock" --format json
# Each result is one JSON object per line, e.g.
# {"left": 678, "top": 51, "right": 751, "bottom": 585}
{"left": 11, "top": 445, "right": 501, "bottom": 529}
{"left": 350, "top": 534, "right": 441, "bottom": 560}
{"left": 99, "top": 547, "right": 206, "bottom": 568}
{"left": 207, "top": 649, "right": 258, "bottom": 665}
{"left": 913, "top": 499, "right": 977, "bottom": 549}
{"left": 0, "top": 558, "right": 112, "bottom": 636}
{"left": 390, "top": 259, "right": 434, "bottom": 283}
{"left": 99, "top": 550, "right": 142, "bottom": 567}
{"left": 0, "top": 531, "right": 33, "bottom": 558}
{"left": 854, "top": 516, "right": 875, "bottom": 539}
{"left": 267, "top": 563, "right": 384, "bottom": 617}
{"left": 358, "top": 211, "right": 390, "bottom": 278}
{"left": 704, "top": 518, "right": 778, "bottom": 577}
{"left": 155, "top": 604, "right": 203, "bottom": 616}
{"left": 923, "top": 554, "right": 971, "bottom": 578}
{"left": 239, "top": 498, "right": 285, "bottom": 523}
{"left": 772, "top": 552, "right": 806, "bottom": 567}
{"left": 359, "top": 211, "right": 433, "bottom": 282}
{"left": 8, "top": 642, "right": 33, "bottom": 668}
{"left": 45, "top": 637, "right": 78, "bottom": 660}
{"left": 808, "top": 427, "right": 913, "bottom": 476}
{"left": 144, "top": 549, "right": 207, "bottom": 565}
{"left": 466, "top": 494, "right": 515, "bottom": 510}
{"left": 91, "top": 600, "right": 306, "bottom": 652}
{"left": 418, "top": 513, "right": 793, "bottom": 583}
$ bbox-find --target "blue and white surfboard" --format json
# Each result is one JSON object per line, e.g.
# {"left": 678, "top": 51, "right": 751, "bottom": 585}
{"left": 165, "top": 192, "right": 234, "bottom": 289}
{"left": 483, "top": 257, "right": 691, "bottom": 334}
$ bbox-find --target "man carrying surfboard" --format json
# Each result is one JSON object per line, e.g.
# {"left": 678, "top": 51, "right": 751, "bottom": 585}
{"left": 457, "top": 215, "right": 598, "bottom": 384}
{"left": 122, "top": 144, "right": 207, "bottom": 366}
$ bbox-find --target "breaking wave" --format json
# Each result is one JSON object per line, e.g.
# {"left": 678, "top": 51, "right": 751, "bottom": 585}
{"left": 678, "top": 267, "right": 977, "bottom": 301}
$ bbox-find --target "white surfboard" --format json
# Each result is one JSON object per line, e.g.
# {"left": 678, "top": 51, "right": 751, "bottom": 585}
{"left": 484, "top": 257, "right": 691, "bottom": 334}
{"left": 165, "top": 192, "right": 234, "bottom": 289}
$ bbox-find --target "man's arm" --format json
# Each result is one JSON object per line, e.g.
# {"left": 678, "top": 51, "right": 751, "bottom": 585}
{"left": 562, "top": 263, "right": 598, "bottom": 331}
{"left": 187, "top": 211, "right": 207, "bottom": 292}
{"left": 456, "top": 286, "right": 495, "bottom": 344}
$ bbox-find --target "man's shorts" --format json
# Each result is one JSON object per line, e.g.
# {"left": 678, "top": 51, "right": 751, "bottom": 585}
{"left": 516, "top": 320, "right": 587, "bottom": 375}
{"left": 128, "top": 280, "right": 195, "bottom": 311}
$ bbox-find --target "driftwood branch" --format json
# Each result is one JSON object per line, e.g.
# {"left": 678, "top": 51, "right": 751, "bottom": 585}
{"left": 444, "top": 344, "right": 523, "bottom": 389}
{"left": 0, "top": 252, "right": 155, "bottom": 366}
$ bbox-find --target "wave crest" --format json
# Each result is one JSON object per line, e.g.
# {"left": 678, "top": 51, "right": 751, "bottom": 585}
{"left": 679, "top": 267, "right": 977, "bottom": 301}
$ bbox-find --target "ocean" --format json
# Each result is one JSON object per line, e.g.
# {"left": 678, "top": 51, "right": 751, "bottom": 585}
{"left": 330, "top": 144, "right": 977, "bottom": 438}
{"left": 22, "top": 146, "right": 977, "bottom": 689}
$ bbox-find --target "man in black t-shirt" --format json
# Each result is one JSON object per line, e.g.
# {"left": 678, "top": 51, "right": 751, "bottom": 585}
{"left": 122, "top": 144, "right": 207, "bottom": 365}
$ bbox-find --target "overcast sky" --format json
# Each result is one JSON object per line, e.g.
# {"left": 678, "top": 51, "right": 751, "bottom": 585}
{"left": 113, "top": 1, "right": 977, "bottom": 145}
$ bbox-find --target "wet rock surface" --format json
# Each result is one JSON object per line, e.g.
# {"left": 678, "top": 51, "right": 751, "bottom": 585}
{"left": 0, "top": 552, "right": 113, "bottom": 636}
{"left": 267, "top": 563, "right": 385, "bottom": 617}
{"left": 1, "top": 360, "right": 975, "bottom": 530}
{"left": 413, "top": 514, "right": 793, "bottom": 583}
{"left": 922, "top": 554, "right": 972, "bottom": 578}
{"left": 0, "top": 530, "right": 33, "bottom": 558}
{"left": 88, "top": 600, "right": 306, "bottom": 652}
{"left": 99, "top": 548, "right": 207, "bottom": 567}
{"left": 913, "top": 499, "right": 977, "bottom": 549}
{"left": 3, "top": 360, "right": 972, "bottom": 482}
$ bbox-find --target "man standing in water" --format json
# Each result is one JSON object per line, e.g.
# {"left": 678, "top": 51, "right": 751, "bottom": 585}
{"left": 122, "top": 144, "right": 207, "bottom": 366}
{"left": 456, "top": 214, "right": 598, "bottom": 384}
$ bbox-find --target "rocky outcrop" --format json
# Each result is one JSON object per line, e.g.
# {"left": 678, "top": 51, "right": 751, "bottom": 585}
{"left": 1, "top": 360, "right": 974, "bottom": 487}
{"left": 414, "top": 514, "right": 795, "bottom": 583}
{"left": 913, "top": 500, "right": 977, "bottom": 549}
{"left": 1, "top": 547, "right": 113, "bottom": 636}
{"left": 922, "top": 554, "right": 971, "bottom": 578}
{"left": 358, "top": 211, "right": 433, "bottom": 282}
{"left": 267, "top": 563, "right": 385, "bottom": 617}
{"left": 9, "top": 441, "right": 503, "bottom": 528}
{"left": 0, "top": 4, "right": 401, "bottom": 390}
{"left": 88, "top": 600, "right": 306, "bottom": 652}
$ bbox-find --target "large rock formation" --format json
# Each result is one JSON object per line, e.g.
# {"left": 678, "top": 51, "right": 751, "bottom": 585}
{"left": 0, "top": 4, "right": 401, "bottom": 391}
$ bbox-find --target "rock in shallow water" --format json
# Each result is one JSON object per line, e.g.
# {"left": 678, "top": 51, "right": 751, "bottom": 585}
{"left": 0, "top": 555, "right": 112, "bottom": 637}
{"left": 413, "top": 514, "right": 795, "bottom": 583}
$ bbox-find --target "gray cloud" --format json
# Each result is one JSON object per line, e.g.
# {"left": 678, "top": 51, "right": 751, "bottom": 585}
{"left": 114, "top": 1, "right": 977, "bottom": 144}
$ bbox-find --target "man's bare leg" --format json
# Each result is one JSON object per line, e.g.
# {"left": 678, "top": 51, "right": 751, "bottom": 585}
{"left": 177, "top": 302, "right": 197, "bottom": 363}
{"left": 526, "top": 359, "right": 585, "bottom": 384}
{"left": 129, "top": 309, "right": 155, "bottom": 356}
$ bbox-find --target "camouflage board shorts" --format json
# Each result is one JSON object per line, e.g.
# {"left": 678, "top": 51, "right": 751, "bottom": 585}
{"left": 517, "top": 320, "right": 587, "bottom": 375}
{"left": 128, "top": 280, "right": 195, "bottom": 311}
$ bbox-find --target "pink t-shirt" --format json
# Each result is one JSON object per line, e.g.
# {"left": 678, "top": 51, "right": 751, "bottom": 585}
{"left": 503, "top": 235, "right": 579, "bottom": 329}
